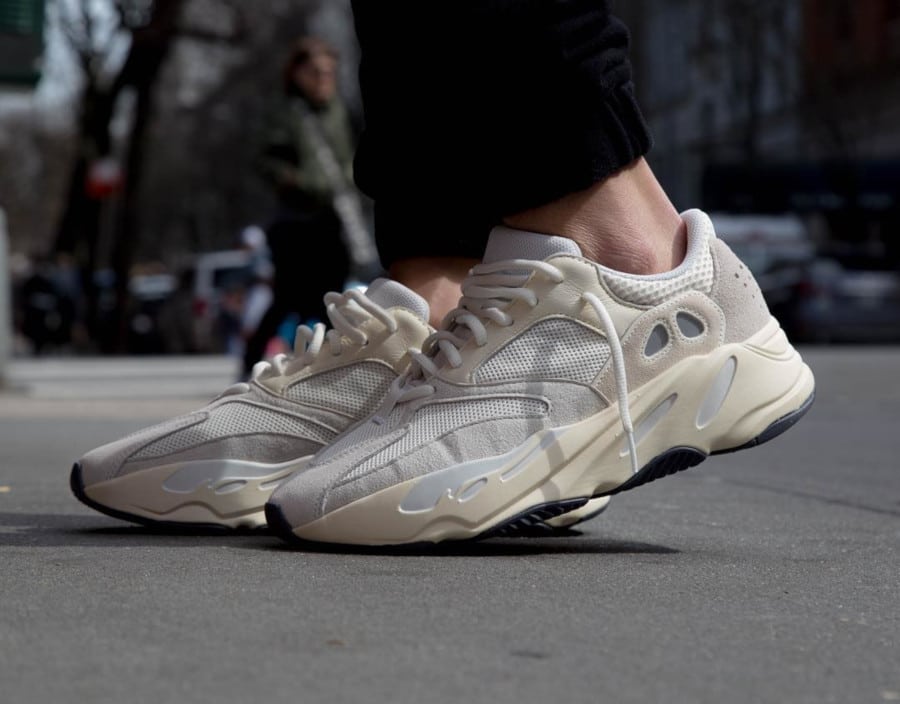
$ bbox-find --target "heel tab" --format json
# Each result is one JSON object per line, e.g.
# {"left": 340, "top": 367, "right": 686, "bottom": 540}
{"left": 681, "top": 209, "right": 717, "bottom": 243}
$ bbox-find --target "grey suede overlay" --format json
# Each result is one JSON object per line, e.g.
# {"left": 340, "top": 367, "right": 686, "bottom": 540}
{"left": 595, "top": 290, "right": 726, "bottom": 401}
{"left": 343, "top": 397, "right": 549, "bottom": 481}
{"left": 80, "top": 413, "right": 205, "bottom": 484}
{"left": 311, "top": 377, "right": 603, "bottom": 469}
{"left": 273, "top": 417, "right": 547, "bottom": 526}
{"left": 276, "top": 378, "right": 605, "bottom": 521}
{"left": 118, "top": 434, "right": 324, "bottom": 477}
{"left": 709, "top": 240, "right": 771, "bottom": 343}
{"left": 325, "top": 417, "right": 547, "bottom": 519}
{"left": 426, "top": 378, "right": 605, "bottom": 427}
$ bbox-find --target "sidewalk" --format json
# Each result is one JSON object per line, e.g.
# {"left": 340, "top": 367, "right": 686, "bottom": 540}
{"left": 0, "top": 355, "right": 239, "bottom": 419}
{"left": 2, "top": 355, "right": 238, "bottom": 398}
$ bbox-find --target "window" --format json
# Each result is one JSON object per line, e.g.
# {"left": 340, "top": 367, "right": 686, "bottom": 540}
{"left": 0, "top": 0, "right": 45, "bottom": 86}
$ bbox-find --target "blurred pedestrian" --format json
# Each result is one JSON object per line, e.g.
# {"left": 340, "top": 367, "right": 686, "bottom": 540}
{"left": 240, "top": 258, "right": 274, "bottom": 352}
{"left": 242, "top": 36, "right": 358, "bottom": 377}
{"left": 239, "top": 225, "right": 270, "bottom": 277}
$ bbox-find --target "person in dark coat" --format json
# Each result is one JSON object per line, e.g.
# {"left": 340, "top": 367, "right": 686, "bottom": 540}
{"left": 242, "top": 36, "right": 357, "bottom": 376}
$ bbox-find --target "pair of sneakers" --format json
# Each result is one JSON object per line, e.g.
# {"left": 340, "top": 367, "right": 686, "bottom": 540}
{"left": 72, "top": 210, "right": 815, "bottom": 546}
{"left": 71, "top": 278, "right": 606, "bottom": 533}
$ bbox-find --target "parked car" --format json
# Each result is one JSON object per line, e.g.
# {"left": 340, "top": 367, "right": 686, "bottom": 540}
{"left": 86, "top": 269, "right": 180, "bottom": 354}
{"left": 784, "top": 258, "right": 900, "bottom": 343}
{"left": 709, "top": 212, "right": 817, "bottom": 315}
{"left": 126, "top": 273, "right": 179, "bottom": 354}
{"left": 709, "top": 213, "right": 816, "bottom": 274}
{"left": 189, "top": 249, "right": 252, "bottom": 352}
{"left": 19, "top": 261, "right": 76, "bottom": 354}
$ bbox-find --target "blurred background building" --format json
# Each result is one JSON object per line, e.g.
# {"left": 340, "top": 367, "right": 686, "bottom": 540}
{"left": 1, "top": 0, "right": 363, "bottom": 355}
{"left": 618, "top": 0, "right": 900, "bottom": 257}
{"left": 1, "top": 0, "right": 899, "bottom": 356}
{"left": 616, "top": 0, "right": 900, "bottom": 342}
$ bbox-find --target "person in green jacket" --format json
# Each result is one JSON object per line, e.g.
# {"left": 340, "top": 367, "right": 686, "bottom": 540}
{"left": 243, "top": 36, "right": 357, "bottom": 377}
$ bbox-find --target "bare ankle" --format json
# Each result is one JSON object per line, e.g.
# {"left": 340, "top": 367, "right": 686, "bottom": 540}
{"left": 503, "top": 158, "right": 687, "bottom": 275}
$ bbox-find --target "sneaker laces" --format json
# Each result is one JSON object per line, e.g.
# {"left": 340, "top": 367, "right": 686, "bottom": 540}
{"left": 249, "top": 288, "right": 398, "bottom": 382}
{"left": 376, "top": 258, "right": 640, "bottom": 476}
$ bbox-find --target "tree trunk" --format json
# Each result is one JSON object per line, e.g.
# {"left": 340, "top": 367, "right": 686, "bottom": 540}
{"left": 54, "top": 78, "right": 120, "bottom": 346}
{"left": 109, "top": 0, "right": 186, "bottom": 351}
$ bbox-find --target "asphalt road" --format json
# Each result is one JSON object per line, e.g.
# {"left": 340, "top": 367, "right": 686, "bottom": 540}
{"left": 1, "top": 349, "right": 898, "bottom": 704}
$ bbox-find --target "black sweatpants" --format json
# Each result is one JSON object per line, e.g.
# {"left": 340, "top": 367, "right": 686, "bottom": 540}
{"left": 350, "top": 0, "right": 652, "bottom": 268}
{"left": 242, "top": 211, "right": 350, "bottom": 375}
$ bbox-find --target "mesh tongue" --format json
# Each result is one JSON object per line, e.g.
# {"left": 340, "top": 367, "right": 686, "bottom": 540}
{"left": 364, "top": 278, "right": 430, "bottom": 322}
{"left": 482, "top": 226, "right": 582, "bottom": 264}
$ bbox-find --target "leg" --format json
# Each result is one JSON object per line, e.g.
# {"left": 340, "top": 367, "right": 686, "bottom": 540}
{"left": 504, "top": 158, "right": 686, "bottom": 275}
{"left": 351, "top": 0, "right": 657, "bottom": 318}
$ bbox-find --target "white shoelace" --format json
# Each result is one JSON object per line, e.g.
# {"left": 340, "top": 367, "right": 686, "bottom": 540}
{"left": 249, "top": 288, "right": 398, "bottom": 382}
{"left": 377, "top": 259, "right": 640, "bottom": 476}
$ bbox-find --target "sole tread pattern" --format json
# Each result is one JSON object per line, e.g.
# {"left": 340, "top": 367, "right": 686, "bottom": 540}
{"left": 478, "top": 499, "right": 590, "bottom": 539}
{"left": 712, "top": 391, "right": 815, "bottom": 455}
{"left": 606, "top": 448, "right": 707, "bottom": 496}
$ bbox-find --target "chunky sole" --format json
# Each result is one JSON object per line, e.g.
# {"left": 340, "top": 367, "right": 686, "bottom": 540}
{"left": 541, "top": 496, "right": 611, "bottom": 530}
{"left": 71, "top": 457, "right": 311, "bottom": 530}
{"left": 276, "top": 319, "right": 815, "bottom": 546}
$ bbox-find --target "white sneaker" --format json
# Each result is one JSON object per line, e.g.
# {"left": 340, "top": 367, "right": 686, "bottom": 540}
{"left": 71, "top": 279, "right": 432, "bottom": 529}
{"left": 266, "top": 210, "right": 815, "bottom": 546}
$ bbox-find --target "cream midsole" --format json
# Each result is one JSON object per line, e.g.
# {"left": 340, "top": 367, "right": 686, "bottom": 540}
{"left": 542, "top": 496, "right": 611, "bottom": 529}
{"left": 85, "top": 456, "right": 313, "bottom": 528}
{"left": 292, "top": 319, "right": 814, "bottom": 545}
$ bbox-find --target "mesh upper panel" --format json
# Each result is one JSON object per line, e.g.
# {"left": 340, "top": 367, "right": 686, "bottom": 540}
{"left": 285, "top": 362, "right": 395, "bottom": 418}
{"left": 346, "top": 397, "right": 548, "bottom": 479}
{"left": 474, "top": 318, "right": 611, "bottom": 384}
{"left": 131, "top": 402, "right": 335, "bottom": 460}
{"left": 603, "top": 238, "right": 714, "bottom": 306}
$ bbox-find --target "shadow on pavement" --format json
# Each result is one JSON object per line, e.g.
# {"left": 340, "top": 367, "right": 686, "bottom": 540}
{"left": 0, "top": 512, "right": 679, "bottom": 556}
{"left": 0, "top": 513, "right": 271, "bottom": 548}
{"left": 259, "top": 534, "right": 680, "bottom": 557}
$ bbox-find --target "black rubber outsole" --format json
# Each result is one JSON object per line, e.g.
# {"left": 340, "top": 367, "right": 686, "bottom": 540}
{"left": 478, "top": 498, "right": 590, "bottom": 539}
{"left": 69, "top": 462, "right": 267, "bottom": 534}
{"left": 600, "top": 390, "right": 817, "bottom": 497}
{"left": 711, "top": 390, "right": 816, "bottom": 455}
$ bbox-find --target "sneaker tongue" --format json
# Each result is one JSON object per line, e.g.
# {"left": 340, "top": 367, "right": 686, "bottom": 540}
{"left": 364, "top": 278, "right": 430, "bottom": 321}
{"left": 482, "top": 226, "right": 582, "bottom": 263}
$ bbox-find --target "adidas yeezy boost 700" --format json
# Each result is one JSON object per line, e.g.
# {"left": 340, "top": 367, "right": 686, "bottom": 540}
{"left": 266, "top": 210, "right": 815, "bottom": 545}
{"left": 71, "top": 279, "right": 432, "bottom": 529}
